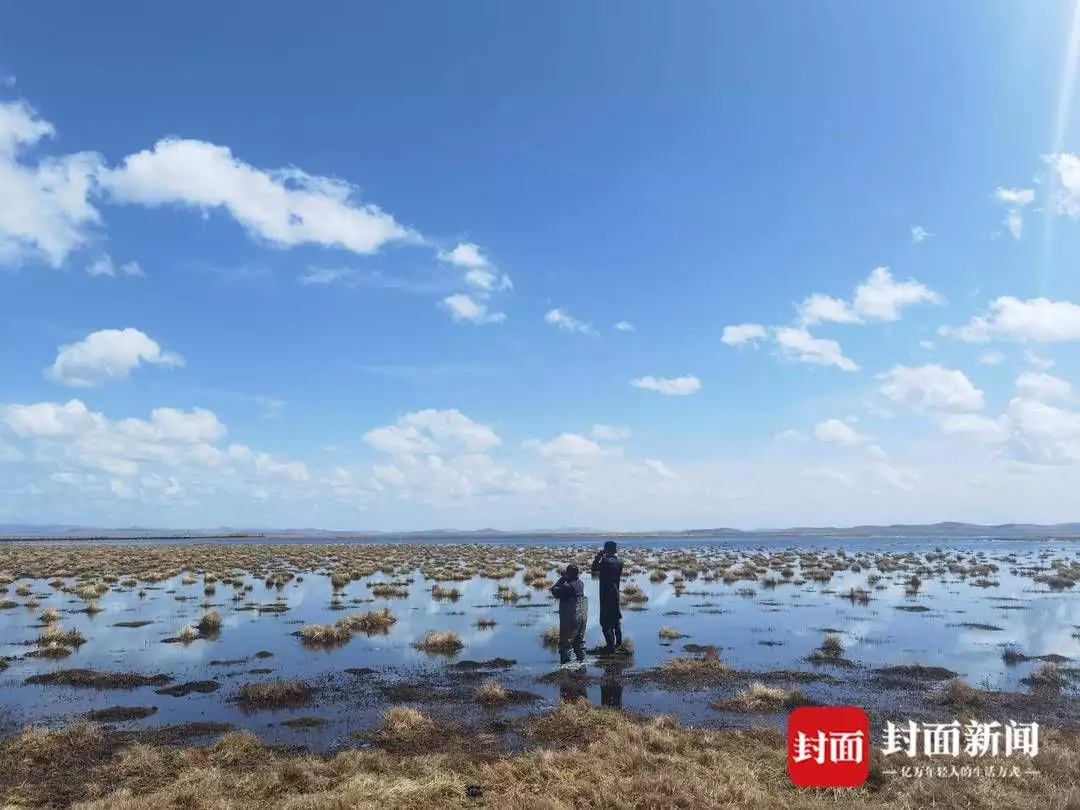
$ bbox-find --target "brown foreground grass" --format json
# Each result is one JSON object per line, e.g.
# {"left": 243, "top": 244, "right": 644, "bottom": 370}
{"left": 3, "top": 700, "right": 1076, "bottom": 809}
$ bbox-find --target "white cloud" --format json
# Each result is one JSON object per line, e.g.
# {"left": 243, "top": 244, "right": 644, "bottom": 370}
{"left": 591, "top": 425, "right": 631, "bottom": 440}
{"left": 774, "top": 327, "right": 859, "bottom": 371}
{"left": 1006, "top": 397, "right": 1080, "bottom": 463}
{"left": 911, "top": 225, "right": 930, "bottom": 243}
{"left": 300, "top": 267, "right": 352, "bottom": 285}
{"left": 110, "top": 479, "right": 136, "bottom": 499}
{"left": 918, "top": 340, "right": 935, "bottom": 350}
{"left": 0, "top": 101, "right": 104, "bottom": 267}
{"left": 1016, "top": 372, "right": 1073, "bottom": 403}
{"left": 438, "top": 242, "right": 488, "bottom": 269}
{"left": 813, "top": 418, "right": 868, "bottom": 446}
{"left": 121, "top": 260, "right": 144, "bottom": 277}
{"left": 437, "top": 242, "right": 512, "bottom": 293}
{"left": 1043, "top": 153, "right": 1080, "bottom": 219}
{"left": 798, "top": 267, "right": 943, "bottom": 326}
{"left": 936, "top": 413, "right": 1009, "bottom": 443}
{"left": 439, "top": 294, "right": 505, "bottom": 325}
{"left": 544, "top": 308, "right": 595, "bottom": 335}
{"left": 101, "top": 137, "right": 412, "bottom": 255}
{"left": 993, "top": 187, "right": 1035, "bottom": 241}
{"left": 978, "top": 350, "right": 1006, "bottom": 365}
{"left": 879, "top": 364, "right": 984, "bottom": 412}
{"left": 943, "top": 297, "right": 1080, "bottom": 343}
{"left": 869, "top": 461, "right": 920, "bottom": 491}
{"left": 1003, "top": 209, "right": 1024, "bottom": 240}
{"left": 87, "top": 255, "right": 115, "bottom": 277}
{"left": 995, "top": 187, "right": 1035, "bottom": 206}
{"left": 643, "top": 459, "right": 676, "bottom": 479}
{"left": 1026, "top": 350, "right": 1055, "bottom": 371}
{"left": 524, "top": 433, "right": 604, "bottom": 459}
{"left": 613, "top": 321, "right": 635, "bottom": 332}
{"left": 1, "top": 398, "right": 305, "bottom": 497}
{"left": 721, "top": 323, "right": 767, "bottom": 345}
{"left": 364, "top": 409, "right": 501, "bottom": 458}
{"left": 631, "top": 375, "right": 701, "bottom": 396}
{"left": 45, "top": 328, "right": 184, "bottom": 387}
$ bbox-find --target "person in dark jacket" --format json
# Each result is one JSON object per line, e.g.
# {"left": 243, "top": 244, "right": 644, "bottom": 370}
{"left": 550, "top": 564, "right": 588, "bottom": 667}
{"left": 591, "top": 541, "right": 624, "bottom": 655}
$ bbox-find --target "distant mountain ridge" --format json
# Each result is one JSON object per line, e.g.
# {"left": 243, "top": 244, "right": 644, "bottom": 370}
{"left": 2, "top": 521, "right": 1080, "bottom": 539}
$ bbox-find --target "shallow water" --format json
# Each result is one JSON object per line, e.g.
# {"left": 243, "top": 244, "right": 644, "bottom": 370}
{"left": 1, "top": 535, "right": 1078, "bottom": 752}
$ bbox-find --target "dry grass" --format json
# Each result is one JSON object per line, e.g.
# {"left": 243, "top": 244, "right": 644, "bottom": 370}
{"left": 659, "top": 648, "right": 734, "bottom": 682}
{"left": 474, "top": 680, "right": 510, "bottom": 705}
{"left": 413, "top": 630, "right": 464, "bottom": 653}
{"left": 39, "top": 607, "right": 61, "bottom": 624}
{"left": 712, "top": 682, "right": 813, "bottom": 712}
{"left": 475, "top": 617, "right": 497, "bottom": 629}
{"left": 197, "top": 611, "right": 222, "bottom": 634}
{"left": 2, "top": 700, "right": 1068, "bottom": 809}
{"left": 541, "top": 625, "right": 561, "bottom": 648}
{"left": 929, "top": 679, "right": 991, "bottom": 711}
{"left": 236, "top": 680, "right": 312, "bottom": 710}
{"left": 658, "top": 626, "right": 685, "bottom": 640}
{"left": 1028, "top": 662, "right": 1065, "bottom": 687}
{"left": 177, "top": 624, "right": 198, "bottom": 643}
{"left": 38, "top": 624, "right": 85, "bottom": 647}
{"left": 373, "top": 706, "right": 438, "bottom": 748}
{"left": 298, "top": 608, "right": 397, "bottom": 647}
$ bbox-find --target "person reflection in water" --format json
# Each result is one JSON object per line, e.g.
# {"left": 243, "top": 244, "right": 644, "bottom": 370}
{"left": 600, "top": 676, "right": 623, "bottom": 709}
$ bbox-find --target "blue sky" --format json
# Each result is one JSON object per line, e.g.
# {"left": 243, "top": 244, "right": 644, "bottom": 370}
{"left": 4, "top": 2, "right": 1080, "bottom": 530}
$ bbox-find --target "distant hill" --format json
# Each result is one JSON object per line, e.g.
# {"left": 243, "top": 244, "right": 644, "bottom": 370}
{"left": 3, "top": 521, "right": 1079, "bottom": 540}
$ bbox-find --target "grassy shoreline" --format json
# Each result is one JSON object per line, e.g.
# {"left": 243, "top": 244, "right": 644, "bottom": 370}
{"left": 1, "top": 700, "right": 1075, "bottom": 809}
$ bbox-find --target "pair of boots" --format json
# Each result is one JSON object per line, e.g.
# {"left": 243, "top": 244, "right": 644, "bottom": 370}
{"left": 601, "top": 625, "right": 623, "bottom": 655}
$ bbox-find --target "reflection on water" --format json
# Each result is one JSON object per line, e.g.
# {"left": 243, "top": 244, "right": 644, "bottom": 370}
{"left": 0, "top": 536, "right": 1077, "bottom": 749}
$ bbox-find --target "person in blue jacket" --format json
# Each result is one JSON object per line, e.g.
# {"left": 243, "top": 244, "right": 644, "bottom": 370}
{"left": 550, "top": 564, "right": 588, "bottom": 667}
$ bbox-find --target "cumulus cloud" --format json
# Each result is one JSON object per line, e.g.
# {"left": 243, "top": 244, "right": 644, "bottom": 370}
{"left": 437, "top": 242, "right": 512, "bottom": 293}
{"left": 911, "top": 225, "right": 930, "bottom": 243}
{"left": 942, "top": 297, "right": 1080, "bottom": 343}
{"left": 0, "top": 101, "right": 103, "bottom": 267}
{"left": 101, "top": 137, "right": 413, "bottom": 255}
{"left": 544, "top": 308, "right": 595, "bottom": 335}
{"left": 631, "top": 375, "right": 701, "bottom": 396}
{"left": 614, "top": 321, "right": 635, "bottom": 332}
{"left": 439, "top": 294, "right": 506, "bottom": 325}
{"left": 523, "top": 433, "right": 604, "bottom": 459}
{"left": 879, "top": 364, "right": 985, "bottom": 412}
{"left": 978, "top": 350, "right": 1006, "bottom": 365}
{"left": 1, "top": 398, "right": 306, "bottom": 492}
{"left": 813, "top": 418, "right": 868, "bottom": 446}
{"left": 363, "top": 409, "right": 501, "bottom": 457}
{"left": 85, "top": 254, "right": 144, "bottom": 278}
{"left": 1043, "top": 153, "right": 1080, "bottom": 219}
{"left": 774, "top": 327, "right": 859, "bottom": 371}
{"left": 45, "top": 328, "right": 184, "bottom": 387}
{"left": 798, "top": 267, "right": 943, "bottom": 326}
{"left": 1016, "top": 372, "right": 1073, "bottom": 403}
{"left": 936, "top": 413, "right": 1010, "bottom": 443}
{"left": 721, "top": 323, "right": 767, "bottom": 345}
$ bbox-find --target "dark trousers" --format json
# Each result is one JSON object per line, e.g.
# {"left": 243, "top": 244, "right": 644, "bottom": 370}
{"left": 601, "top": 621, "right": 622, "bottom": 651}
{"left": 559, "top": 615, "right": 586, "bottom": 664}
